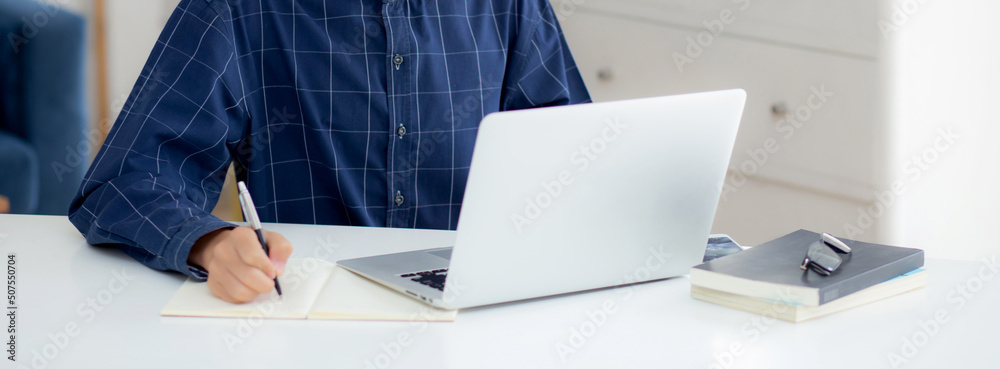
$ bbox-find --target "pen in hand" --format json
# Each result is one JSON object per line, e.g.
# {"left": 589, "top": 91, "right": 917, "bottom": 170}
{"left": 236, "top": 181, "right": 283, "bottom": 296}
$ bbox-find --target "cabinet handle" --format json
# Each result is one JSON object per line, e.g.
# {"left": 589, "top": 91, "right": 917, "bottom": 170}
{"left": 771, "top": 102, "right": 788, "bottom": 116}
{"left": 597, "top": 68, "right": 614, "bottom": 81}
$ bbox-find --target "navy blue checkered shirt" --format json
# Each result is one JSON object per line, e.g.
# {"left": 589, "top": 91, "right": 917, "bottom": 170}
{"left": 69, "top": 0, "right": 590, "bottom": 279}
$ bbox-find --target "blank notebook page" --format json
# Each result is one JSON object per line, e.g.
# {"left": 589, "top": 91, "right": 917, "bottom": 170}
{"left": 161, "top": 258, "right": 457, "bottom": 321}
{"left": 307, "top": 265, "right": 457, "bottom": 321}
{"left": 160, "top": 258, "right": 334, "bottom": 319}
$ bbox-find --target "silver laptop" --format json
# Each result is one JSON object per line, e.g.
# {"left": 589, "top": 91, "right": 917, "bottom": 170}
{"left": 338, "top": 89, "right": 746, "bottom": 310}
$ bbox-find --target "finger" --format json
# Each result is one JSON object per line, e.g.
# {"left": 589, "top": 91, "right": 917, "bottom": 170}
{"left": 231, "top": 227, "right": 277, "bottom": 278}
{"left": 263, "top": 231, "right": 293, "bottom": 275}
{"left": 208, "top": 271, "right": 258, "bottom": 304}
{"left": 206, "top": 275, "right": 236, "bottom": 303}
{"left": 229, "top": 261, "right": 277, "bottom": 295}
{"left": 217, "top": 267, "right": 262, "bottom": 303}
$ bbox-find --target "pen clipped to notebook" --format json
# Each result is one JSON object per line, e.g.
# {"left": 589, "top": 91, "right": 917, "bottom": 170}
{"left": 236, "top": 181, "right": 283, "bottom": 296}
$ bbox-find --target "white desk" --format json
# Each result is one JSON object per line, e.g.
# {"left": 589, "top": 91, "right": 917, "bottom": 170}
{"left": 0, "top": 214, "right": 995, "bottom": 368}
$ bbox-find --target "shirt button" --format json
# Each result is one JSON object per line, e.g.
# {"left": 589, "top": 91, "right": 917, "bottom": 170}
{"left": 394, "top": 191, "right": 405, "bottom": 206}
{"left": 393, "top": 54, "right": 404, "bottom": 66}
{"left": 396, "top": 124, "right": 406, "bottom": 138}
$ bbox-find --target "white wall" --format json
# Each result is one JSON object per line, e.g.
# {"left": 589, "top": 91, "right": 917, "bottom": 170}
{"left": 50, "top": 0, "right": 89, "bottom": 15}
{"left": 884, "top": 0, "right": 1000, "bottom": 260}
{"left": 104, "top": 0, "right": 180, "bottom": 121}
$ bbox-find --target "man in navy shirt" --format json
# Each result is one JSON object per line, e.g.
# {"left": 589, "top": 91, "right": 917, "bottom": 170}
{"left": 70, "top": 0, "right": 590, "bottom": 303}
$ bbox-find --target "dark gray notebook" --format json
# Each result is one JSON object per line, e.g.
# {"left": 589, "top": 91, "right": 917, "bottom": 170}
{"left": 691, "top": 230, "right": 924, "bottom": 305}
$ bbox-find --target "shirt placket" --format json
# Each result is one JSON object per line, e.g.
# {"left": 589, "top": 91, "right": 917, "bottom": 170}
{"left": 382, "top": 0, "right": 414, "bottom": 228}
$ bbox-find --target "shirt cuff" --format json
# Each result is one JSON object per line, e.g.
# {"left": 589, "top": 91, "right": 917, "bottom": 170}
{"left": 164, "top": 215, "right": 236, "bottom": 281}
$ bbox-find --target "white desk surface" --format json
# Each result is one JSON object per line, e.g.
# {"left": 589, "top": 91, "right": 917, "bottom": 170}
{"left": 0, "top": 214, "right": 995, "bottom": 369}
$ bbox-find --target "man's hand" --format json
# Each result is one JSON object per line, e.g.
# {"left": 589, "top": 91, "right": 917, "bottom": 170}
{"left": 188, "top": 227, "right": 293, "bottom": 303}
{"left": 0, "top": 195, "right": 9, "bottom": 213}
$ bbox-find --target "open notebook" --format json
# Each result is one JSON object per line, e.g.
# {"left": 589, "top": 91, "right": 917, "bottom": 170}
{"left": 161, "top": 258, "right": 458, "bottom": 321}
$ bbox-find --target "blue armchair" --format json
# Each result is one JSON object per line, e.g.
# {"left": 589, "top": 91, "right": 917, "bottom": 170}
{"left": 0, "top": 0, "right": 87, "bottom": 215}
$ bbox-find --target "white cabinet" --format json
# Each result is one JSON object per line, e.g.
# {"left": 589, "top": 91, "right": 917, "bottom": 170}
{"left": 555, "top": 2, "right": 884, "bottom": 244}
{"left": 554, "top": 0, "right": 879, "bottom": 58}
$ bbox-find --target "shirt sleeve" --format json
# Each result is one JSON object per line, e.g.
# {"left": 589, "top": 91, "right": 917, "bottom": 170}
{"left": 501, "top": 0, "right": 591, "bottom": 110}
{"left": 68, "top": 0, "right": 247, "bottom": 280}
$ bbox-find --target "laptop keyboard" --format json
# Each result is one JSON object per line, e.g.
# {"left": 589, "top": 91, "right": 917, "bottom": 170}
{"left": 400, "top": 269, "right": 448, "bottom": 291}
